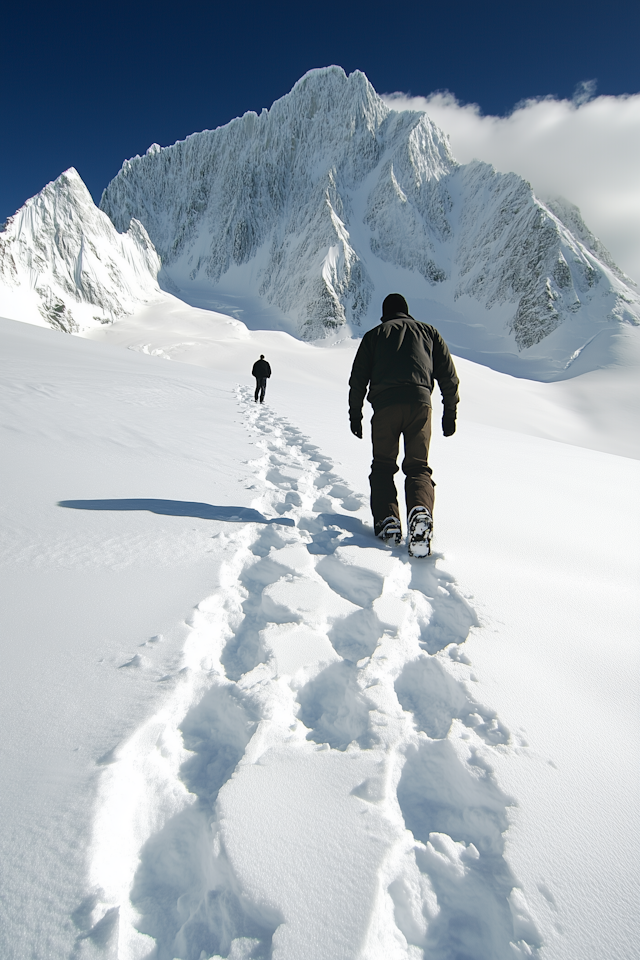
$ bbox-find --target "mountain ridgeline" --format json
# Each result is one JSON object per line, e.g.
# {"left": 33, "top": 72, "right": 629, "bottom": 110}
{"left": 99, "top": 67, "right": 639, "bottom": 355}
{"left": 1, "top": 66, "right": 638, "bottom": 377}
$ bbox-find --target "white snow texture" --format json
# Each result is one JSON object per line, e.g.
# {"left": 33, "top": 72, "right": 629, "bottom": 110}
{"left": 1, "top": 305, "right": 638, "bottom": 960}
{"left": 0, "top": 64, "right": 639, "bottom": 960}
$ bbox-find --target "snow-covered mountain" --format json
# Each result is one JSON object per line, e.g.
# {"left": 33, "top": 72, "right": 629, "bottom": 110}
{"left": 0, "top": 168, "right": 162, "bottom": 333}
{"left": 97, "top": 66, "right": 639, "bottom": 375}
{"left": 2, "top": 66, "right": 638, "bottom": 378}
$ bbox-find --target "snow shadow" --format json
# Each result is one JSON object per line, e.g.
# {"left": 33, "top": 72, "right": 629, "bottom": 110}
{"left": 220, "top": 551, "right": 298, "bottom": 680}
{"left": 58, "top": 498, "right": 295, "bottom": 525}
{"left": 328, "top": 608, "right": 384, "bottom": 661}
{"left": 403, "top": 561, "right": 479, "bottom": 653}
{"left": 297, "top": 660, "right": 379, "bottom": 750}
{"left": 71, "top": 894, "right": 120, "bottom": 957}
{"left": 300, "top": 511, "right": 381, "bottom": 554}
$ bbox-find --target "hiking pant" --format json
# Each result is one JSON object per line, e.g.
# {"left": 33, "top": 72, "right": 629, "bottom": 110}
{"left": 254, "top": 377, "right": 268, "bottom": 402}
{"left": 369, "top": 403, "right": 434, "bottom": 524}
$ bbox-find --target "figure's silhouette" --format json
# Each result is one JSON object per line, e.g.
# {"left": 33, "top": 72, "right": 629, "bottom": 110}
{"left": 348, "top": 293, "right": 459, "bottom": 556}
{"left": 252, "top": 354, "right": 271, "bottom": 403}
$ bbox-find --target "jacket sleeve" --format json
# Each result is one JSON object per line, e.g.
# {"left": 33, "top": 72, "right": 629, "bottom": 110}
{"left": 266, "top": 363, "right": 271, "bottom": 378}
{"left": 251, "top": 362, "right": 257, "bottom": 377}
{"left": 431, "top": 330, "right": 459, "bottom": 411}
{"left": 348, "top": 335, "right": 374, "bottom": 422}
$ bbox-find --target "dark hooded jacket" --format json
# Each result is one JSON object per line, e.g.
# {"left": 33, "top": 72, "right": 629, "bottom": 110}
{"left": 252, "top": 359, "right": 271, "bottom": 379}
{"left": 348, "top": 312, "right": 459, "bottom": 423}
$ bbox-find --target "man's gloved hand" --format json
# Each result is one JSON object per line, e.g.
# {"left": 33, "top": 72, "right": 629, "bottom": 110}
{"left": 442, "top": 408, "right": 456, "bottom": 437}
{"left": 350, "top": 419, "right": 363, "bottom": 439}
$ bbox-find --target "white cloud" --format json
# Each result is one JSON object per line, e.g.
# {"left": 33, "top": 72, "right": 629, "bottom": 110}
{"left": 383, "top": 89, "right": 640, "bottom": 284}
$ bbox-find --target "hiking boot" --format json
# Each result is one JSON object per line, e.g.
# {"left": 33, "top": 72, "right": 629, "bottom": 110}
{"left": 374, "top": 516, "right": 402, "bottom": 545}
{"left": 408, "top": 506, "right": 433, "bottom": 558}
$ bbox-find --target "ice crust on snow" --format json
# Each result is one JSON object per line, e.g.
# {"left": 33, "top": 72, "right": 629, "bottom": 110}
{"left": 97, "top": 66, "right": 640, "bottom": 372}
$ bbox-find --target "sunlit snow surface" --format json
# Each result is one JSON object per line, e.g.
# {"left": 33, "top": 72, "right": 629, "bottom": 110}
{"left": 0, "top": 302, "right": 638, "bottom": 960}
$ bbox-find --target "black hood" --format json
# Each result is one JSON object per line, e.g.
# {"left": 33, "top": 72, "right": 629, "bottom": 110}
{"left": 380, "top": 293, "right": 414, "bottom": 322}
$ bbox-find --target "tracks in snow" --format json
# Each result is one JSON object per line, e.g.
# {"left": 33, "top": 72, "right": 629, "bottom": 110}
{"left": 77, "top": 387, "right": 540, "bottom": 960}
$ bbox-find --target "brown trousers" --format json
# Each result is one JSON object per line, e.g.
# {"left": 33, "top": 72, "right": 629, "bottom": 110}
{"left": 370, "top": 403, "right": 435, "bottom": 524}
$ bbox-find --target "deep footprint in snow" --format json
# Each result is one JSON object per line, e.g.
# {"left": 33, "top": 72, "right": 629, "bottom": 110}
{"left": 296, "top": 660, "right": 379, "bottom": 750}
{"left": 239, "top": 390, "right": 535, "bottom": 950}
{"left": 395, "top": 655, "right": 510, "bottom": 744}
{"left": 82, "top": 388, "right": 540, "bottom": 960}
{"left": 395, "top": 739, "right": 539, "bottom": 958}
{"left": 127, "top": 677, "right": 276, "bottom": 958}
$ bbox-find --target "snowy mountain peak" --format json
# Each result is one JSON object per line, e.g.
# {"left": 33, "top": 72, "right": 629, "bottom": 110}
{"left": 97, "top": 67, "right": 460, "bottom": 338}
{"left": 0, "top": 167, "right": 162, "bottom": 333}
{"left": 1, "top": 66, "right": 639, "bottom": 379}
{"left": 97, "top": 67, "right": 639, "bottom": 372}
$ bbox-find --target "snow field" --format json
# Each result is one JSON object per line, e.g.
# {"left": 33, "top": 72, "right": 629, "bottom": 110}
{"left": 0, "top": 318, "right": 257, "bottom": 959}
{"left": 1, "top": 310, "right": 638, "bottom": 960}
{"left": 83, "top": 386, "right": 540, "bottom": 959}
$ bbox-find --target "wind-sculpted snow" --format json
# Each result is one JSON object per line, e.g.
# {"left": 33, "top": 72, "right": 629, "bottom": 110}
{"left": 98, "top": 66, "right": 640, "bottom": 367}
{"left": 0, "top": 168, "right": 162, "bottom": 332}
{"left": 76, "top": 390, "right": 541, "bottom": 959}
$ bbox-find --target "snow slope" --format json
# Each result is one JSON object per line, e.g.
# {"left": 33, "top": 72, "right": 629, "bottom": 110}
{"left": 1, "top": 305, "right": 638, "bottom": 960}
{"left": 85, "top": 295, "right": 640, "bottom": 461}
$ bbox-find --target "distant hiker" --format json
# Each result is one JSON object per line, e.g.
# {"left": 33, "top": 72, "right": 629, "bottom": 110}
{"left": 252, "top": 354, "right": 271, "bottom": 403}
{"left": 348, "top": 294, "right": 459, "bottom": 557}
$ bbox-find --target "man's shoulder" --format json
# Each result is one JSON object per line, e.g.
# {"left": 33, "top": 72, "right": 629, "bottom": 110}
{"left": 355, "top": 326, "right": 380, "bottom": 351}
{"left": 361, "top": 318, "right": 437, "bottom": 342}
{"left": 407, "top": 319, "right": 442, "bottom": 342}
{"left": 383, "top": 317, "right": 437, "bottom": 337}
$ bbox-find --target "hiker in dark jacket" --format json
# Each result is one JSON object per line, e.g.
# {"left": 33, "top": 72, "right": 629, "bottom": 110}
{"left": 252, "top": 355, "right": 271, "bottom": 403}
{"left": 348, "top": 294, "right": 459, "bottom": 556}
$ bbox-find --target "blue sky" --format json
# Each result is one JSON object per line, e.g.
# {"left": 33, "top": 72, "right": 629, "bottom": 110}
{"left": 2, "top": 0, "right": 639, "bottom": 268}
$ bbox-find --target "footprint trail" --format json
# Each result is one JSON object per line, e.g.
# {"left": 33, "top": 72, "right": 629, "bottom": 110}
{"left": 76, "top": 386, "right": 541, "bottom": 960}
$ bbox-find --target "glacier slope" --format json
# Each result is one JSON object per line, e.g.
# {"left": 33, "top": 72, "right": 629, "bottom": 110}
{"left": 98, "top": 66, "right": 640, "bottom": 375}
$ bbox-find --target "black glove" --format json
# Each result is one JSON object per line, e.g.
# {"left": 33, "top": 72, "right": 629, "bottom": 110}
{"left": 442, "top": 409, "right": 456, "bottom": 437}
{"left": 350, "top": 419, "right": 363, "bottom": 439}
